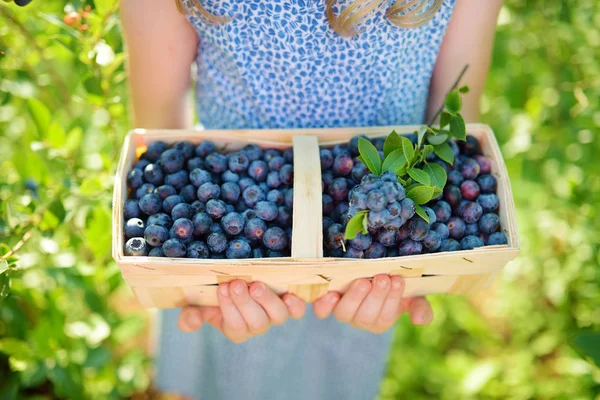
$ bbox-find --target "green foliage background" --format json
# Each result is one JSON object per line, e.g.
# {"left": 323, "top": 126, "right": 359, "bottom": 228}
{"left": 0, "top": 0, "right": 598, "bottom": 399}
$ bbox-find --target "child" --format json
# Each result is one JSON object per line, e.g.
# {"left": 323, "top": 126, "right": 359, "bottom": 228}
{"left": 120, "top": 0, "right": 502, "bottom": 398}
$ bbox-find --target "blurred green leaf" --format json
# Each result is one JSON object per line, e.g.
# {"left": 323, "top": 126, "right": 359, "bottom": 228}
{"left": 27, "top": 99, "right": 50, "bottom": 137}
{"left": 571, "top": 331, "right": 600, "bottom": 367}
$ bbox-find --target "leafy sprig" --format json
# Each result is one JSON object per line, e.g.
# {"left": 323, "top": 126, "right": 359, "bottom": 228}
{"left": 344, "top": 86, "right": 469, "bottom": 240}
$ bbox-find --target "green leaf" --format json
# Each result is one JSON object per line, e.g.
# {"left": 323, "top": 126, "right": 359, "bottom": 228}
{"left": 40, "top": 209, "right": 60, "bottom": 231}
{"left": 356, "top": 155, "right": 365, "bottom": 165}
{"left": 47, "top": 121, "right": 67, "bottom": 147}
{"left": 450, "top": 114, "right": 466, "bottom": 141}
{"left": 383, "top": 130, "right": 403, "bottom": 158}
{"left": 459, "top": 85, "right": 470, "bottom": 93}
{"left": 445, "top": 90, "right": 461, "bottom": 114}
{"left": 80, "top": 177, "right": 104, "bottom": 196}
{"left": 406, "top": 185, "right": 436, "bottom": 205}
{"left": 414, "top": 205, "right": 430, "bottom": 224}
{"left": 427, "top": 133, "right": 449, "bottom": 146}
{"left": 381, "top": 149, "right": 407, "bottom": 174}
{"left": 440, "top": 111, "right": 452, "bottom": 128}
{"left": 423, "top": 163, "right": 447, "bottom": 190}
{"left": 397, "top": 177, "right": 407, "bottom": 186}
{"left": 65, "top": 127, "right": 83, "bottom": 153}
{"left": 28, "top": 98, "right": 51, "bottom": 137}
{"left": 0, "top": 260, "right": 8, "bottom": 275}
{"left": 432, "top": 187, "right": 443, "bottom": 197}
{"left": 416, "top": 126, "right": 427, "bottom": 148}
{"left": 48, "top": 199, "right": 66, "bottom": 223}
{"left": 94, "top": 0, "right": 118, "bottom": 15}
{"left": 434, "top": 142, "right": 455, "bottom": 165}
{"left": 408, "top": 168, "right": 431, "bottom": 186}
{"left": 401, "top": 137, "right": 415, "bottom": 165}
{"left": 344, "top": 211, "right": 368, "bottom": 240}
{"left": 358, "top": 137, "right": 381, "bottom": 175}
{"left": 84, "top": 76, "right": 103, "bottom": 97}
{"left": 0, "top": 338, "right": 31, "bottom": 358}
{"left": 571, "top": 330, "right": 600, "bottom": 367}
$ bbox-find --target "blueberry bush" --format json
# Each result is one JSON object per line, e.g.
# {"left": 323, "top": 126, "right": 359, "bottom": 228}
{"left": 0, "top": 0, "right": 598, "bottom": 399}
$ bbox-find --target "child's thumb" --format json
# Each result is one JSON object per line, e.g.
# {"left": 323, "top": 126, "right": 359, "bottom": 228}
{"left": 178, "top": 307, "right": 204, "bottom": 332}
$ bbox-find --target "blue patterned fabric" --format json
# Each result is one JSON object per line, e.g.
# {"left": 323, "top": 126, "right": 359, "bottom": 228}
{"left": 156, "top": 1, "right": 455, "bottom": 399}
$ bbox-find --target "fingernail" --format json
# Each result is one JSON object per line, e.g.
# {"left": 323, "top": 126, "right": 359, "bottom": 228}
{"left": 219, "top": 284, "right": 229, "bottom": 297}
{"left": 250, "top": 283, "right": 264, "bottom": 298}
{"left": 376, "top": 277, "right": 388, "bottom": 289}
{"left": 329, "top": 293, "right": 339, "bottom": 304}
{"left": 357, "top": 280, "right": 370, "bottom": 293}
{"left": 187, "top": 311, "right": 202, "bottom": 328}
{"left": 392, "top": 278, "right": 403, "bottom": 290}
{"left": 284, "top": 296, "right": 294, "bottom": 307}
{"left": 232, "top": 282, "right": 244, "bottom": 296}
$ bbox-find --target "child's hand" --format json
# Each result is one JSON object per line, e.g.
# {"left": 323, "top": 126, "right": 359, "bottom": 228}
{"left": 312, "top": 275, "right": 432, "bottom": 333}
{"left": 177, "top": 280, "right": 306, "bottom": 343}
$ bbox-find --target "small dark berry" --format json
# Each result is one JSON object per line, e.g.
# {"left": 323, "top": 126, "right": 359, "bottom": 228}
{"left": 344, "top": 247, "right": 364, "bottom": 258}
{"left": 171, "top": 203, "right": 193, "bottom": 220}
{"left": 461, "top": 202, "right": 483, "bottom": 224}
{"left": 205, "top": 153, "right": 228, "bottom": 174}
{"left": 165, "top": 170, "right": 190, "bottom": 190}
{"left": 477, "top": 174, "right": 497, "bottom": 194}
{"left": 460, "top": 180, "right": 481, "bottom": 201}
{"left": 422, "top": 230, "right": 442, "bottom": 252}
{"left": 190, "top": 200, "right": 206, "bottom": 214}
{"left": 266, "top": 171, "right": 282, "bottom": 189}
{"left": 195, "top": 141, "right": 216, "bottom": 158}
{"left": 367, "top": 209, "right": 390, "bottom": 229}
{"left": 186, "top": 241, "right": 210, "bottom": 258}
{"left": 439, "top": 238, "right": 461, "bottom": 252}
{"left": 408, "top": 217, "right": 429, "bottom": 241}
{"left": 242, "top": 144, "right": 263, "bottom": 161}
{"left": 207, "top": 232, "right": 228, "bottom": 253}
{"left": 460, "top": 157, "right": 480, "bottom": 180}
{"left": 320, "top": 149, "right": 334, "bottom": 170}
{"left": 136, "top": 183, "right": 155, "bottom": 200}
{"left": 197, "top": 182, "right": 221, "bottom": 202}
{"left": 378, "top": 229, "right": 398, "bottom": 247}
{"left": 156, "top": 185, "right": 177, "bottom": 200}
{"left": 180, "top": 184, "right": 198, "bottom": 203}
{"left": 160, "top": 149, "right": 185, "bottom": 174}
{"left": 284, "top": 189, "right": 294, "bottom": 209}
{"left": 125, "top": 237, "right": 149, "bottom": 256}
{"left": 139, "top": 193, "right": 162, "bottom": 215}
{"left": 349, "top": 232, "right": 372, "bottom": 251}
{"left": 147, "top": 213, "right": 173, "bottom": 229}
{"left": 478, "top": 213, "right": 500, "bottom": 235}
{"left": 144, "top": 141, "right": 168, "bottom": 162}
{"left": 399, "top": 198, "right": 416, "bottom": 221}
{"left": 144, "top": 225, "right": 169, "bottom": 247}
{"left": 162, "top": 238, "right": 187, "bottom": 257}
{"left": 228, "top": 152, "right": 250, "bottom": 173}
{"left": 162, "top": 194, "right": 184, "bottom": 214}
{"left": 206, "top": 199, "right": 227, "bottom": 219}
{"left": 487, "top": 232, "right": 508, "bottom": 245}
{"left": 398, "top": 239, "right": 422, "bottom": 256}
{"left": 190, "top": 168, "right": 212, "bottom": 187}
{"left": 226, "top": 239, "right": 252, "bottom": 259}
{"left": 447, "top": 169, "right": 464, "bottom": 186}
{"left": 242, "top": 185, "right": 266, "bottom": 208}
{"left": 477, "top": 193, "right": 499, "bottom": 213}
{"left": 222, "top": 170, "right": 240, "bottom": 183}
{"left": 283, "top": 148, "right": 294, "bottom": 163}
{"left": 148, "top": 247, "right": 164, "bottom": 257}
{"left": 366, "top": 189, "right": 387, "bottom": 211}
{"left": 127, "top": 168, "right": 144, "bottom": 189}
{"left": 125, "top": 218, "right": 145, "bottom": 238}
{"left": 360, "top": 174, "right": 382, "bottom": 192}
{"left": 465, "top": 223, "right": 480, "bottom": 236}
{"left": 268, "top": 156, "right": 286, "bottom": 171}
{"left": 124, "top": 199, "right": 141, "bottom": 219}
{"left": 221, "top": 182, "right": 241, "bottom": 204}
{"left": 333, "top": 154, "right": 353, "bottom": 177}
{"left": 279, "top": 164, "right": 294, "bottom": 186}
{"left": 192, "top": 212, "right": 213, "bottom": 236}
{"left": 332, "top": 144, "right": 350, "bottom": 157}
{"left": 171, "top": 218, "right": 194, "bottom": 242}
{"left": 276, "top": 206, "right": 292, "bottom": 227}
{"left": 221, "top": 212, "right": 245, "bottom": 235}
{"left": 143, "top": 164, "right": 165, "bottom": 186}
{"left": 447, "top": 217, "right": 466, "bottom": 240}
{"left": 187, "top": 157, "right": 205, "bottom": 171}
{"left": 460, "top": 235, "right": 484, "bottom": 250}
{"left": 328, "top": 178, "right": 349, "bottom": 202}
{"left": 474, "top": 155, "right": 492, "bottom": 174}
{"left": 443, "top": 185, "right": 462, "bottom": 209}
{"left": 263, "top": 227, "right": 289, "bottom": 251}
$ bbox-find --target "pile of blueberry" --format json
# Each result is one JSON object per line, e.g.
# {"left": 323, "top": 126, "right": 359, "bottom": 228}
{"left": 123, "top": 140, "right": 294, "bottom": 259}
{"left": 322, "top": 135, "right": 508, "bottom": 258}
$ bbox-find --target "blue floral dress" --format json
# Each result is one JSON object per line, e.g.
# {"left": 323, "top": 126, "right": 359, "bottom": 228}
{"left": 156, "top": 1, "right": 455, "bottom": 399}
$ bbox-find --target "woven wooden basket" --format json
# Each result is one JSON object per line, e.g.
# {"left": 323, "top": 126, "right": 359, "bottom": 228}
{"left": 112, "top": 124, "right": 519, "bottom": 308}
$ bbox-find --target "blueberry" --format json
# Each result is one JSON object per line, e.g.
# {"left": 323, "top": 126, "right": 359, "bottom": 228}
{"left": 380, "top": 182, "right": 401, "bottom": 203}
{"left": 479, "top": 213, "right": 500, "bottom": 235}
{"left": 448, "top": 140, "right": 460, "bottom": 157}
{"left": 148, "top": 247, "right": 164, "bottom": 257}
{"left": 242, "top": 218, "right": 265, "bottom": 241}
{"left": 124, "top": 199, "right": 141, "bottom": 219}
{"left": 325, "top": 223, "right": 344, "bottom": 250}
{"left": 189, "top": 168, "right": 212, "bottom": 187}
{"left": 207, "top": 232, "right": 227, "bottom": 253}
{"left": 165, "top": 170, "right": 189, "bottom": 190}
{"left": 321, "top": 171, "right": 334, "bottom": 193}
{"left": 328, "top": 178, "right": 348, "bottom": 202}
{"left": 206, "top": 199, "right": 227, "bottom": 219}
{"left": 461, "top": 202, "right": 483, "bottom": 224}
{"left": 267, "top": 189, "right": 285, "bottom": 206}
{"left": 171, "top": 218, "right": 194, "bottom": 242}
{"left": 465, "top": 223, "right": 480, "bottom": 236}
{"left": 228, "top": 152, "right": 250, "bottom": 173}
{"left": 147, "top": 213, "right": 173, "bottom": 229}
{"left": 190, "top": 200, "right": 206, "bottom": 214}
{"left": 322, "top": 217, "right": 334, "bottom": 231}
{"left": 276, "top": 206, "right": 292, "bottom": 227}
{"left": 487, "top": 232, "right": 508, "bottom": 245}
{"left": 263, "top": 227, "right": 288, "bottom": 251}
{"left": 243, "top": 160, "right": 267, "bottom": 182}
{"left": 225, "top": 204, "right": 235, "bottom": 214}
{"left": 134, "top": 159, "right": 151, "bottom": 170}
{"left": 238, "top": 177, "right": 256, "bottom": 192}
{"left": 252, "top": 248, "right": 264, "bottom": 258}
{"left": 279, "top": 164, "right": 294, "bottom": 186}
{"left": 266, "top": 171, "right": 282, "bottom": 189}
{"left": 144, "top": 141, "right": 168, "bottom": 162}
{"left": 263, "top": 149, "right": 282, "bottom": 162}
{"left": 460, "top": 157, "right": 481, "bottom": 180}
{"left": 344, "top": 247, "right": 364, "bottom": 258}
{"left": 332, "top": 144, "right": 350, "bottom": 157}
{"left": 386, "top": 247, "right": 399, "bottom": 258}
{"left": 139, "top": 193, "right": 162, "bottom": 215}
{"left": 159, "top": 149, "right": 185, "bottom": 174}
{"left": 253, "top": 201, "right": 277, "bottom": 221}
{"left": 156, "top": 184, "right": 177, "bottom": 200}
{"left": 144, "top": 225, "right": 169, "bottom": 247}
{"left": 398, "top": 239, "right": 422, "bottom": 256}
{"left": 367, "top": 209, "right": 390, "bottom": 229}
{"left": 383, "top": 216, "right": 403, "bottom": 231}
{"left": 242, "top": 185, "right": 266, "bottom": 208}
{"left": 242, "top": 209, "right": 257, "bottom": 221}
{"left": 350, "top": 162, "right": 369, "bottom": 183}
{"left": 184, "top": 241, "right": 210, "bottom": 258}
{"left": 432, "top": 222, "right": 450, "bottom": 240}
{"left": 432, "top": 201, "right": 452, "bottom": 223}
{"left": 327, "top": 247, "right": 345, "bottom": 258}
{"left": 477, "top": 174, "right": 497, "bottom": 194}
{"left": 422, "top": 206, "right": 437, "bottom": 225}
{"left": 268, "top": 156, "right": 286, "bottom": 171}
{"left": 127, "top": 168, "right": 144, "bottom": 189}
{"left": 399, "top": 198, "right": 416, "bottom": 221}
{"left": 360, "top": 174, "right": 382, "bottom": 192}
{"left": 220, "top": 182, "right": 241, "bottom": 204}
{"left": 171, "top": 141, "right": 194, "bottom": 160}
{"left": 443, "top": 185, "right": 462, "bottom": 209}
{"left": 162, "top": 194, "right": 184, "bottom": 214}
{"left": 378, "top": 229, "right": 398, "bottom": 247}
{"left": 422, "top": 231, "right": 442, "bottom": 252}
{"left": 206, "top": 153, "right": 228, "bottom": 174}
{"left": 322, "top": 194, "right": 335, "bottom": 215}
{"left": 457, "top": 199, "right": 470, "bottom": 216}
{"left": 460, "top": 180, "right": 480, "bottom": 201}
{"left": 124, "top": 237, "right": 149, "bottom": 256}
{"left": 447, "top": 169, "right": 464, "bottom": 186}
{"left": 408, "top": 217, "right": 429, "bottom": 241}
{"left": 476, "top": 193, "right": 499, "bottom": 213}
{"left": 162, "top": 238, "right": 187, "bottom": 257}
{"left": 331, "top": 202, "right": 350, "bottom": 222}
{"left": 192, "top": 212, "right": 213, "bottom": 236}
{"left": 332, "top": 154, "right": 353, "bottom": 177}
{"left": 187, "top": 157, "right": 205, "bottom": 171}
{"left": 284, "top": 189, "right": 294, "bottom": 209}
{"left": 349, "top": 189, "right": 368, "bottom": 210}
{"left": 143, "top": 164, "right": 165, "bottom": 186}
{"left": 439, "top": 238, "right": 461, "bottom": 252}
{"left": 349, "top": 135, "right": 370, "bottom": 156}
{"left": 171, "top": 203, "right": 193, "bottom": 220}
{"left": 364, "top": 242, "right": 387, "bottom": 258}
{"left": 258, "top": 182, "right": 269, "bottom": 193}
{"left": 180, "top": 184, "right": 198, "bottom": 203}
{"left": 397, "top": 224, "right": 411, "bottom": 241}
{"left": 447, "top": 217, "right": 466, "bottom": 240}
{"left": 283, "top": 148, "right": 294, "bottom": 163}
{"left": 210, "top": 223, "right": 224, "bottom": 234}
{"left": 125, "top": 218, "right": 145, "bottom": 238}
{"left": 474, "top": 155, "right": 492, "bottom": 174}
{"left": 220, "top": 212, "right": 245, "bottom": 235}
{"left": 349, "top": 232, "right": 372, "bottom": 251}
{"left": 221, "top": 170, "right": 240, "bottom": 183}
{"left": 197, "top": 182, "right": 221, "bottom": 202}
{"left": 460, "top": 235, "right": 484, "bottom": 250}
{"left": 320, "top": 149, "right": 334, "bottom": 170}
{"left": 242, "top": 144, "right": 263, "bottom": 161}
{"left": 225, "top": 239, "right": 252, "bottom": 259}
{"left": 378, "top": 171, "right": 394, "bottom": 183}
{"left": 195, "top": 141, "right": 216, "bottom": 158}
{"left": 136, "top": 183, "right": 155, "bottom": 200}
{"left": 462, "top": 135, "right": 481, "bottom": 155}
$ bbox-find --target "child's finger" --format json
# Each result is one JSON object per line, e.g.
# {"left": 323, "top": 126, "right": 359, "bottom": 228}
{"left": 406, "top": 296, "right": 433, "bottom": 325}
{"left": 313, "top": 292, "right": 341, "bottom": 319}
{"left": 375, "top": 276, "right": 405, "bottom": 328}
{"left": 229, "top": 280, "right": 270, "bottom": 335}
{"left": 353, "top": 274, "right": 390, "bottom": 327}
{"left": 249, "top": 282, "right": 288, "bottom": 325}
{"left": 217, "top": 282, "right": 249, "bottom": 342}
{"left": 177, "top": 306, "right": 204, "bottom": 333}
{"left": 282, "top": 294, "right": 306, "bottom": 320}
{"left": 333, "top": 279, "right": 371, "bottom": 323}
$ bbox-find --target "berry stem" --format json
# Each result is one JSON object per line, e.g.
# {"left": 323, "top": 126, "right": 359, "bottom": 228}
{"left": 427, "top": 64, "right": 469, "bottom": 126}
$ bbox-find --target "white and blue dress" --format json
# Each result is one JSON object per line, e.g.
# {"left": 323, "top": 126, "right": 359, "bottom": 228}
{"left": 157, "top": 1, "right": 455, "bottom": 399}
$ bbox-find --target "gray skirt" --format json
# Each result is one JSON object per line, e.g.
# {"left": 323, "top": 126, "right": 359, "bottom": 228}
{"left": 155, "top": 305, "right": 395, "bottom": 400}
